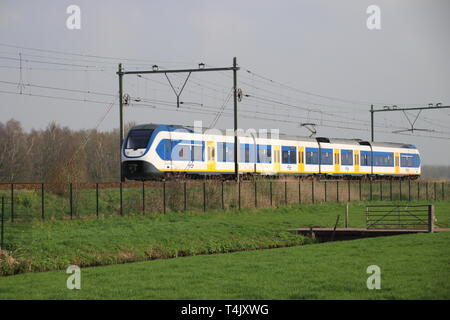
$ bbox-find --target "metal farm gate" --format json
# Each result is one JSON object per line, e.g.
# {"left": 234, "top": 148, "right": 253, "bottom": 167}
{"left": 365, "top": 204, "right": 435, "bottom": 231}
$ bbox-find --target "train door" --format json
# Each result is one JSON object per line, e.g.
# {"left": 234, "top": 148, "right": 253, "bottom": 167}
{"left": 334, "top": 149, "right": 340, "bottom": 174}
{"left": 395, "top": 152, "right": 400, "bottom": 174}
{"left": 298, "top": 146, "right": 305, "bottom": 173}
{"left": 273, "top": 146, "right": 280, "bottom": 173}
{"left": 207, "top": 141, "right": 216, "bottom": 172}
{"left": 354, "top": 150, "right": 360, "bottom": 173}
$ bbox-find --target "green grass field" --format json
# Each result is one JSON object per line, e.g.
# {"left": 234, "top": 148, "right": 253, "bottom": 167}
{"left": 0, "top": 231, "right": 448, "bottom": 299}
{"left": 1, "top": 201, "right": 449, "bottom": 277}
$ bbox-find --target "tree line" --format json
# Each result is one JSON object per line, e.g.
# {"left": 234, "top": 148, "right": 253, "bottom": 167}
{"left": 0, "top": 119, "right": 125, "bottom": 183}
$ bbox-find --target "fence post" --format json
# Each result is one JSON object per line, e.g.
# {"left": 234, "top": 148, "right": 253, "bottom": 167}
{"left": 369, "top": 179, "right": 372, "bottom": 201}
{"left": 359, "top": 179, "right": 362, "bottom": 201}
{"left": 434, "top": 182, "right": 437, "bottom": 201}
{"left": 428, "top": 205, "right": 435, "bottom": 233}
{"left": 390, "top": 179, "right": 393, "bottom": 201}
{"left": 399, "top": 180, "right": 402, "bottom": 201}
{"left": 408, "top": 179, "right": 411, "bottom": 201}
{"left": 426, "top": 182, "right": 429, "bottom": 200}
{"left": 285, "top": 180, "right": 288, "bottom": 206}
{"left": 163, "top": 181, "right": 166, "bottom": 214}
{"left": 270, "top": 181, "right": 273, "bottom": 207}
{"left": 1, "top": 197, "right": 4, "bottom": 250}
{"left": 221, "top": 181, "right": 224, "bottom": 210}
{"left": 380, "top": 180, "right": 383, "bottom": 201}
{"left": 238, "top": 181, "right": 241, "bottom": 210}
{"left": 120, "top": 182, "right": 123, "bottom": 216}
{"left": 69, "top": 183, "right": 73, "bottom": 220}
{"left": 254, "top": 180, "right": 257, "bottom": 208}
{"left": 417, "top": 181, "right": 420, "bottom": 200}
{"left": 299, "top": 179, "right": 302, "bottom": 204}
{"left": 142, "top": 181, "right": 145, "bottom": 215}
{"left": 345, "top": 203, "right": 349, "bottom": 228}
{"left": 41, "top": 183, "right": 45, "bottom": 220}
{"left": 324, "top": 180, "right": 327, "bottom": 202}
{"left": 203, "top": 181, "right": 206, "bottom": 212}
{"left": 347, "top": 180, "right": 351, "bottom": 202}
{"left": 184, "top": 181, "right": 188, "bottom": 212}
{"left": 336, "top": 180, "right": 339, "bottom": 203}
{"left": 96, "top": 183, "right": 99, "bottom": 218}
{"left": 10, "top": 183, "right": 14, "bottom": 222}
{"left": 442, "top": 182, "right": 445, "bottom": 201}
{"left": 312, "top": 179, "right": 315, "bottom": 204}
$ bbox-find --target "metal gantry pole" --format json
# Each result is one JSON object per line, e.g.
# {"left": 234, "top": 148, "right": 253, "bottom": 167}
{"left": 118, "top": 64, "right": 125, "bottom": 182}
{"left": 370, "top": 104, "right": 374, "bottom": 142}
{"left": 233, "top": 57, "right": 239, "bottom": 182}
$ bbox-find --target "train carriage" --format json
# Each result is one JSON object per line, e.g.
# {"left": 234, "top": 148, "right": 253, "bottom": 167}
{"left": 122, "top": 124, "right": 421, "bottom": 180}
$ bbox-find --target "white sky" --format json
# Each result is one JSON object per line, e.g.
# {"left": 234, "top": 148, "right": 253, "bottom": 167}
{"left": 0, "top": 0, "right": 449, "bottom": 165}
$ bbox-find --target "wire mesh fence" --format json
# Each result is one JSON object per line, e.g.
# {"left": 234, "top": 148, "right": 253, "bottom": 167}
{"left": 0, "top": 179, "right": 448, "bottom": 223}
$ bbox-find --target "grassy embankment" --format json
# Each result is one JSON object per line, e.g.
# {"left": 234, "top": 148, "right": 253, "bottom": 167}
{"left": 1, "top": 200, "right": 449, "bottom": 276}
{"left": 0, "top": 231, "right": 448, "bottom": 299}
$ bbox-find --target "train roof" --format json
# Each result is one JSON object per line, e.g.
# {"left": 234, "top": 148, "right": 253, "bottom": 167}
{"left": 130, "top": 124, "right": 417, "bottom": 149}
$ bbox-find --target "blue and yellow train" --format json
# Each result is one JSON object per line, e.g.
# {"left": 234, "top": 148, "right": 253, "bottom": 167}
{"left": 121, "top": 124, "right": 421, "bottom": 180}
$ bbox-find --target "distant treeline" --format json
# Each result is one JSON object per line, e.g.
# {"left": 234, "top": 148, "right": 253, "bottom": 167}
{"left": 420, "top": 166, "right": 450, "bottom": 180}
{"left": 1, "top": 119, "right": 449, "bottom": 183}
{"left": 0, "top": 119, "right": 126, "bottom": 183}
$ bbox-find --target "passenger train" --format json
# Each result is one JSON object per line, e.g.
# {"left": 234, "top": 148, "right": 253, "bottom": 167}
{"left": 121, "top": 124, "right": 421, "bottom": 180}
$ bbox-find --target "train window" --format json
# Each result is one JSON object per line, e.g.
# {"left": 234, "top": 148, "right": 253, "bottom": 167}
{"left": 125, "top": 129, "right": 154, "bottom": 149}
{"left": 257, "top": 145, "right": 272, "bottom": 163}
{"left": 341, "top": 150, "right": 353, "bottom": 166}
{"left": 320, "top": 149, "right": 333, "bottom": 165}
{"left": 192, "top": 145, "right": 203, "bottom": 161}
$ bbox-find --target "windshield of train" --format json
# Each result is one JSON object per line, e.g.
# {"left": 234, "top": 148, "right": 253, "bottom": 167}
{"left": 125, "top": 129, "right": 154, "bottom": 149}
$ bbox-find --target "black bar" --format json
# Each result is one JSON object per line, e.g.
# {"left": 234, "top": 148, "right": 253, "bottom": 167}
{"left": 233, "top": 57, "right": 239, "bottom": 181}
{"left": 10, "top": 183, "right": 14, "bottom": 222}
{"left": 118, "top": 64, "right": 124, "bottom": 182}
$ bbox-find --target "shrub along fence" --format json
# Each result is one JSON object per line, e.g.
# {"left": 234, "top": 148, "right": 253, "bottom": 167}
{"left": 0, "top": 179, "right": 449, "bottom": 222}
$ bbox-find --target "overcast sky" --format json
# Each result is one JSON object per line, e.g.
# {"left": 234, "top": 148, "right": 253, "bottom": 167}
{"left": 0, "top": 0, "right": 449, "bottom": 165}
